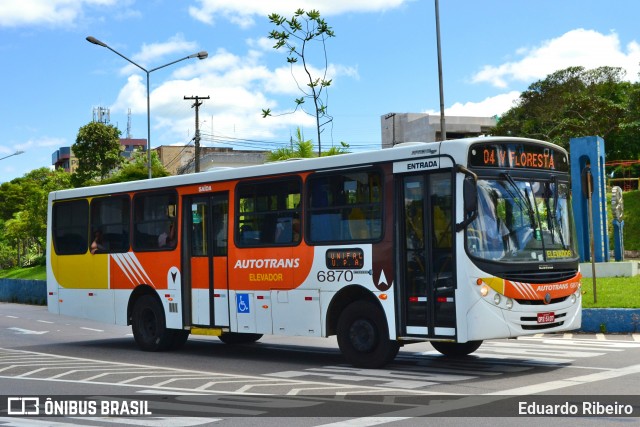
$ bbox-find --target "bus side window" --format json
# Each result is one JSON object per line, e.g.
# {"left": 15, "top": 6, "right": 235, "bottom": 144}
{"left": 52, "top": 200, "right": 89, "bottom": 255}
{"left": 236, "top": 178, "right": 301, "bottom": 247}
{"left": 133, "top": 191, "right": 178, "bottom": 251}
{"left": 307, "top": 169, "right": 383, "bottom": 243}
{"left": 90, "top": 195, "right": 130, "bottom": 253}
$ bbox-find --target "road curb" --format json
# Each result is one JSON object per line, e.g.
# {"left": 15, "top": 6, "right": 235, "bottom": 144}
{"left": 581, "top": 308, "right": 640, "bottom": 333}
{"left": 0, "top": 278, "right": 46, "bottom": 305}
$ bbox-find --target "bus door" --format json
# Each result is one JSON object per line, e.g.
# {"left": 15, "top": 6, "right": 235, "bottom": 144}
{"left": 399, "top": 172, "right": 456, "bottom": 338}
{"left": 183, "top": 192, "right": 230, "bottom": 327}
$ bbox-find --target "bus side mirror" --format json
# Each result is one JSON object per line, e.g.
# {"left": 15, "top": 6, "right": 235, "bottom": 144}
{"left": 456, "top": 166, "right": 478, "bottom": 232}
{"left": 463, "top": 175, "right": 478, "bottom": 214}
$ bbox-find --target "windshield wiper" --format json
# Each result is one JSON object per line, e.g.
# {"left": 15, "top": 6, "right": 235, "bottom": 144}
{"left": 501, "top": 172, "right": 536, "bottom": 228}
{"left": 546, "top": 176, "right": 567, "bottom": 248}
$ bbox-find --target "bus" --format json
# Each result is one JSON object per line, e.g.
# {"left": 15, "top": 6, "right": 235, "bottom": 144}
{"left": 46, "top": 136, "right": 581, "bottom": 368}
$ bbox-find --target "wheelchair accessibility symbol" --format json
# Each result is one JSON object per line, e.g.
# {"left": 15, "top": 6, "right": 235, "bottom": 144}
{"left": 236, "top": 293, "right": 250, "bottom": 314}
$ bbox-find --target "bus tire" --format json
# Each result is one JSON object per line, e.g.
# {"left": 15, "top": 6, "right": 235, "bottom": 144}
{"left": 337, "top": 300, "right": 399, "bottom": 368}
{"left": 431, "top": 340, "right": 482, "bottom": 357}
{"left": 218, "top": 332, "right": 263, "bottom": 344}
{"left": 131, "top": 295, "right": 172, "bottom": 351}
{"left": 168, "top": 329, "right": 190, "bottom": 350}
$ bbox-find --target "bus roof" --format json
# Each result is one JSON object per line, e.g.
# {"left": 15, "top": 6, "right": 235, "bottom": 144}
{"left": 48, "top": 136, "right": 561, "bottom": 201}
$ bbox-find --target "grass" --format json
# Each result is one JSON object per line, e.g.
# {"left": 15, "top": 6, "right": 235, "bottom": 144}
{"left": 0, "top": 265, "right": 46, "bottom": 280}
{"left": 618, "top": 191, "right": 640, "bottom": 251}
{"left": 580, "top": 276, "right": 640, "bottom": 308}
{"left": 1, "top": 265, "right": 639, "bottom": 308}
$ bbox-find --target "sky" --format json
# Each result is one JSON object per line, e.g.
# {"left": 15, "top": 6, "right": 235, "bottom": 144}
{"left": 1, "top": 0, "right": 639, "bottom": 183}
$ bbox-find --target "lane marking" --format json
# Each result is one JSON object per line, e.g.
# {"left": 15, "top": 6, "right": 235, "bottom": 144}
{"left": 7, "top": 327, "right": 48, "bottom": 335}
{"left": 317, "top": 418, "right": 410, "bottom": 427}
{"left": 486, "top": 363, "right": 640, "bottom": 395}
{"left": 317, "top": 363, "right": 640, "bottom": 424}
{"left": 80, "top": 327, "right": 104, "bottom": 332}
{"left": 70, "top": 417, "right": 219, "bottom": 426}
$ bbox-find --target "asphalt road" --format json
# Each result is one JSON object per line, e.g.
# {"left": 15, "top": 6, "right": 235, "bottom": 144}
{"left": 1, "top": 302, "right": 639, "bottom": 426}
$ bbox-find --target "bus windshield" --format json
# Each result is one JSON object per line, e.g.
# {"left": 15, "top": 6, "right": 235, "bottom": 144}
{"left": 466, "top": 175, "right": 577, "bottom": 262}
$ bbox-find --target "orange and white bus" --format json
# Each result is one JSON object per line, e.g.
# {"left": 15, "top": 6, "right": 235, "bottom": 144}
{"left": 47, "top": 136, "right": 581, "bottom": 368}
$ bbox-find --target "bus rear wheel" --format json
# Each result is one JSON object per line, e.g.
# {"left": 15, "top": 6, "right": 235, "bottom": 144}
{"left": 168, "top": 329, "right": 190, "bottom": 350}
{"left": 218, "top": 332, "right": 263, "bottom": 344}
{"left": 337, "top": 300, "right": 399, "bottom": 368}
{"left": 132, "top": 295, "right": 172, "bottom": 351}
{"left": 431, "top": 340, "right": 482, "bottom": 357}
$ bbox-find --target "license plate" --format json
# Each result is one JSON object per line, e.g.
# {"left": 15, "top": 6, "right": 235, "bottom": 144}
{"left": 537, "top": 312, "right": 555, "bottom": 323}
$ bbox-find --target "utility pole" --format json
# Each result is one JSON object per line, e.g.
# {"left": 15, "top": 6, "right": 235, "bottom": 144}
{"left": 434, "top": 0, "right": 446, "bottom": 141}
{"left": 184, "top": 95, "right": 210, "bottom": 172}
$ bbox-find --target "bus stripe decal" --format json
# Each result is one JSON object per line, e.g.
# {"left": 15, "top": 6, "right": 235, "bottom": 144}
{"left": 512, "top": 281, "right": 536, "bottom": 299}
{"left": 120, "top": 253, "right": 145, "bottom": 283}
{"left": 125, "top": 252, "right": 155, "bottom": 286}
{"left": 118, "top": 253, "right": 145, "bottom": 284}
{"left": 111, "top": 254, "right": 137, "bottom": 286}
{"left": 512, "top": 281, "right": 533, "bottom": 299}
{"left": 509, "top": 281, "right": 526, "bottom": 298}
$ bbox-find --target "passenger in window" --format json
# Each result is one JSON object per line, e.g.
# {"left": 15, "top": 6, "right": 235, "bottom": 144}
{"left": 158, "top": 221, "right": 176, "bottom": 248}
{"left": 292, "top": 217, "right": 301, "bottom": 242}
{"left": 90, "top": 230, "right": 106, "bottom": 254}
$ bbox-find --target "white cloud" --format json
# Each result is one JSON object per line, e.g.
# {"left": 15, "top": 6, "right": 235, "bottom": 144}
{"left": 188, "top": 0, "right": 410, "bottom": 28}
{"left": 109, "top": 42, "right": 352, "bottom": 147}
{"left": 134, "top": 34, "right": 200, "bottom": 66}
{"left": 0, "top": 0, "right": 119, "bottom": 28}
{"left": 115, "top": 33, "right": 203, "bottom": 75}
{"left": 472, "top": 29, "right": 640, "bottom": 88}
{"left": 3, "top": 136, "right": 67, "bottom": 156}
{"left": 111, "top": 74, "right": 146, "bottom": 114}
{"left": 443, "top": 91, "right": 520, "bottom": 117}
{"left": 35, "top": 136, "right": 68, "bottom": 148}
{"left": 425, "top": 91, "right": 520, "bottom": 118}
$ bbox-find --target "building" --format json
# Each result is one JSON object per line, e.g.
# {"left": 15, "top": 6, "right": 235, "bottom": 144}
{"left": 119, "top": 138, "right": 146, "bottom": 158}
{"left": 51, "top": 147, "right": 77, "bottom": 174}
{"left": 155, "top": 146, "right": 268, "bottom": 175}
{"left": 52, "top": 138, "right": 147, "bottom": 173}
{"left": 381, "top": 113, "right": 497, "bottom": 148}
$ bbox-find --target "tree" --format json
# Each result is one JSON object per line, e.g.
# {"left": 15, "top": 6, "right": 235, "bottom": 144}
{"left": 263, "top": 9, "right": 335, "bottom": 156}
{"left": 102, "top": 150, "right": 170, "bottom": 183}
{"left": 493, "top": 66, "right": 639, "bottom": 160}
{"left": 267, "top": 127, "right": 349, "bottom": 161}
{"left": 0, "top": 167, "right": 71, "bottom": 267}
{"left": 72, "top": 121, "right": 123, "bottom": 186}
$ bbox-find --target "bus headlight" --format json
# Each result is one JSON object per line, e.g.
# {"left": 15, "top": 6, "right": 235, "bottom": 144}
{"left": 570, "top": 293, "right": 577, "bottom": 304}
{"left": 480, "top": 285, "right": 489, "bottom": 297}
{"left": 506, "top": 298, "right": 513, "bottom": 310}
{"left": 493, "top": 294, "right": 501, "bottom": 305}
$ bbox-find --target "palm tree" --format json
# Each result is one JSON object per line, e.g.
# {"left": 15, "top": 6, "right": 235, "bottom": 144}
{"left": 267, "top": 128, "right": 349, "bottom": 161}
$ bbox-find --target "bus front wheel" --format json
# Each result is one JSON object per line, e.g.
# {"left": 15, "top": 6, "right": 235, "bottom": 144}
{"left": 431, "top": 340, "right": 482, "bottom": 357}
{"left": 337, "top": 300, "right": 399, "bottom": 368}
{"left": 132, "top": 295, "right": 172, "bottom": 351}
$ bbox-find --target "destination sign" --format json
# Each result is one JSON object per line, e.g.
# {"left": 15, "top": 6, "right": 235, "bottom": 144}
{"left": 468, "top": 143, "right": 568, "bottom": 172}
{"left": 326, "top": 248, "right": 364, "bottom": 269}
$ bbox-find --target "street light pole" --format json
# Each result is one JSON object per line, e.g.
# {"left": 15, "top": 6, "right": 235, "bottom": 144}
{"left": 434, "top": 0, "right": 446, "bottom": 141}
{"left": 86, "top": 36, "right": 208, "bottom": 179}
{"left": 0, "top": 150, "right": 24, "bottom": 162}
